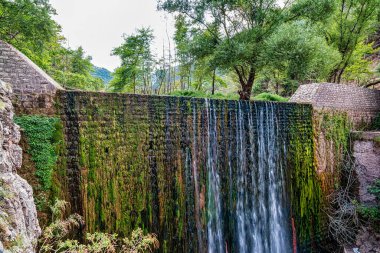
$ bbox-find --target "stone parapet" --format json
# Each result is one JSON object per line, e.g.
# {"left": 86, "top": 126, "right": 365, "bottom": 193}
{"left": 0, "top": 40, "right": 63, "bottom": 115}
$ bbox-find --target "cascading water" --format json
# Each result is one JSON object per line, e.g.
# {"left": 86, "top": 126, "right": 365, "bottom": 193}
{"left": 206, "top": 99, "right": 224, "bottom": 253}
{"left": 66, "top": 91, "right": 318, "bottom": 253}
{"left": 204, "top": 100, "right": 291, "bottom": 253}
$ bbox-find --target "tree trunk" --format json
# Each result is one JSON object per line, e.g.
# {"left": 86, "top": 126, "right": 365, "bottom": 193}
{"left": 211, "top": 68, "right": 216, "bottom": 95}
{"left": 234, "top": 66, "right": 255, "bottom": 100}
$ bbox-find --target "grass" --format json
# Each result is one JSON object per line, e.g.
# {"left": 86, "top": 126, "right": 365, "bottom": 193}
{"left": 169, "top": 90, "right": 239, "bottom": 100}
{"left": 253, "top": 92, "right": 289, "bottom": 102}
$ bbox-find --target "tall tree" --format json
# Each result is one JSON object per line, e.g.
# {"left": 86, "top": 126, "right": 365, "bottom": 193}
{"left": 0, "top": 0, "right": 59, "bottom": 66}
{"left": 262, "top": 21, "right": 341, "bottom": 96}
{"left": 326, "top": 0, "right": 380, "bottom": 83}
{"left": 158, "top": 0, "right": 335, "bottom": 100}
{"left": 111, "top": 28, "right": 155, "bottom": 93}
{"left": 174, "top": 15, "right": 193, "bottom": 90}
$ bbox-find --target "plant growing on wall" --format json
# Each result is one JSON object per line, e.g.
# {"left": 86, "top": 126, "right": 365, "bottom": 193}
{"left": 15, "top": 116, "right": 61, "bottom": 191}
{"left": 358, "top": 179, "right": 380, "bottom": 231}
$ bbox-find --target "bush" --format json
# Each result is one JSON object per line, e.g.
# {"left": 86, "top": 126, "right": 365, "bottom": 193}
{"left": 253, "top": 92, "right": 289, "bottom": 102}
{"left": 358, "top": 180, "right": 380, "bottom": 231}
{"left": 372, "top": 113, "right": 380, "bottom": 130}
{"left": 39, "top": 200, "right": 159, "bottom": 253}
{"left": 169, "top": 90, "right": 239, "bottom": 100}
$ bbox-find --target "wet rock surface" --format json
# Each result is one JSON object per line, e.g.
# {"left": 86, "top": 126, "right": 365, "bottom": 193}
{"left": 0, "top": 80, "right": 40, "bottom": 252}
{"left": 355, "top": 227, "right": 380, "bottom": 253}
{"left": 353, "top": 132, "right": 380, "bottom": 204}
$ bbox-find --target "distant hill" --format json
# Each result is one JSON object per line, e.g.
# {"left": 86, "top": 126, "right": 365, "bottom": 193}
{"left": 92, "top": 66, "right": 113, "bottom": 84}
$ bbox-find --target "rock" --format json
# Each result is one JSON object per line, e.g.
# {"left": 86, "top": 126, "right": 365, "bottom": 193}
{"left": 353, "top": 133, "right": 380, "bottom": 204}
{"left": 354, "top": 227, "right": 380, "bottom": 253}
{"left": 0, "top": 80, "right": 40, "bottom": 252}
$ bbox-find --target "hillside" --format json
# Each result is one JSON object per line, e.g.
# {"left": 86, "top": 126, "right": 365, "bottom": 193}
{"left": 92, "top": 66, "right": 113, "bottom": 84}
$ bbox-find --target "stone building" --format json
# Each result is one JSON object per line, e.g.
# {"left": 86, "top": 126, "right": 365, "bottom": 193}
{"left": 290, "top": 83, "right": 380, "bottom": 128}
{"left": 0, "top": 40, "right": 63, "bottom": 115}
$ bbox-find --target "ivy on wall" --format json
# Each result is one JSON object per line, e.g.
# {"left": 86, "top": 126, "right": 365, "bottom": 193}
{"left": 15, "top": 116, "right": 61, "bottom": 191}
{"left": 320, "top": 112, "right": 351, "bottom": 154}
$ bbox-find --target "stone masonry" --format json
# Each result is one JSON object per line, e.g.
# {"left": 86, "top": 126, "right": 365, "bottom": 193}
{"left": 290, "top": 83, "right": 380, "bottom": 128}
{"left": 0, "top": 40, "right": 63, "bottom": 115}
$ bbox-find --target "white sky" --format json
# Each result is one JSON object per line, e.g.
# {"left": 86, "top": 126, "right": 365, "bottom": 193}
{"left": 50, "top": 0, "right": 175, "bottom": 71}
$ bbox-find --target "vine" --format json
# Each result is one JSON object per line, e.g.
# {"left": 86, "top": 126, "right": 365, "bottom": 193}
{"left": 15, "top": 115, "right": 61, "bottom": 191}
{"left": 320, "top": 112, "right": 351, "bottom": 155}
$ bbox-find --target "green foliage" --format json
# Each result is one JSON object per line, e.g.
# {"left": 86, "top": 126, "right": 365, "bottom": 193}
{"left": 111, "top": 27, "right": 154, "bottom": 93}
{"left": 372, "top": 113, "right": 380, "bottom": 130}
{"left": 14, "top": 116, "right": 60, "bottom": 191}
{"left": 159, "top": 0, "right": 336, "bottom": 99}
{"left": 48, "top": 46, "right": 105, "bottom": 91}
{"left": 358, "top": 180, "right": 380, "bottom": 231}
{"left": 92, "top": 66, "right": 113, "bottom": 84}
{"left": 263, "top": 21, "right": 341, "bottom": 94}
{"left": 341, "top": 42, "right": 376, "bottom": 85}
{"left": 0, "top": 0, "right": 106, "bottom": 91}
{"left": 169, "top": 90, "right": 239, "bottom": 100}
{"left": 369, "top": 180, "right": 380, "bottom": 200}
{"left": 320, "top": 113, "right": 351, "bottom": 154}
{"left": 326, "top": 0, "right": 380, "bottom": 83}
{"left": 0, "top": 0, "right": 59, "bottom": 65}
{"left": 39, "top": 200, "right": 159, "bottom": 253}
{"left": 253, "top": 93, "right": 288, "bottom": 102}
{"left": 49, "top": 69, "right": 104, "bottom": 91}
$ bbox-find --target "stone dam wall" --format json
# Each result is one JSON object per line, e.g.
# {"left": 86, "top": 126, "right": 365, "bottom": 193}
{"left": 56, "top": 90, "right": 322, "bottom": 253}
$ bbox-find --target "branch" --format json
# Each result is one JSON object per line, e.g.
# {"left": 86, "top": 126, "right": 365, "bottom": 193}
{"left": 363, "top": 79, "right": 380, "bottom": 88}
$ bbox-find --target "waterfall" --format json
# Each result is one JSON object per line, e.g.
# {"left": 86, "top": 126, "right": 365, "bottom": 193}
{"left": 206, "top": 99, "right": 224, "bottom": 253}
{"left": 205, "top": 100, "right": 291, "bottom": 253}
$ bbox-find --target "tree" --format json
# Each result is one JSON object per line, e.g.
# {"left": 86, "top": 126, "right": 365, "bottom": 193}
{"left": 111, "top": 28, "right": 155, "bottom": 93}
{"left": 262, "top": 21, "right": 341, "bottom": 96}
{"left": 158, "top": 0, "right": 335, "bottom": 100}
{"left": 71, "top": 46, "right": 93, "bottom": 76}
{"left": 174, "top": 15, "right": 193, "bottom": 90}
{"left": 0, "top": 0, "right": 60, "bottom": 67}
{"left": 47, "top": 45, "right": 105, "bottom": 91}
{"left": 326, "top": 0, "right": 380, "bottom": 83}
{"left": 0, "top": 0, "right": 106, "bottom": 91}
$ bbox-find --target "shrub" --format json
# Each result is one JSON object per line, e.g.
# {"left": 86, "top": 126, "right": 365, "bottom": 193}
{"left": 372, "top": 113, "right": 380, "bottom": 130}
{"left": 39, "top": 200, "right": 159, "bottom": 253}
{"left": 253, "top": 92, "right": 289, "bottom": 102}
{"left": 169, "top": 90, "right": 239, "bottom": 100}
{"left": 358, "top": 180, "right": 380, "bottom": 231}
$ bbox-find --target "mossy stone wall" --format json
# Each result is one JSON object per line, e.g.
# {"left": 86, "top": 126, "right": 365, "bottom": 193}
{"left": 56, "top": 90, "right": 323, "bottom": 252}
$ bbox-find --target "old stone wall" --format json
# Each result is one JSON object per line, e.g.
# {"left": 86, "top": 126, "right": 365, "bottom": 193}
{"left": 290, "top": 83, "right": 380, "bottom": 129}
{"left": 353, "top": 132, "right": 380, "bottom": 205}
{"left": 0, "top": 81, "right": 40, "bottom": 253}
{"left": 0, "top": 40, "right": 63, "bottom": 115}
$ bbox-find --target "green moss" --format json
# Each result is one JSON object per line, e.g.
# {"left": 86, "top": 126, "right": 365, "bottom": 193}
{"left": 289, "top": 106, "right": 322, "bottom": 246}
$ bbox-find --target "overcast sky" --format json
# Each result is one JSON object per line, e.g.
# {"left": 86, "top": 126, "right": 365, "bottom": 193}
{"left": 50, "top": 0, "right": 175, "bottom": 71}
